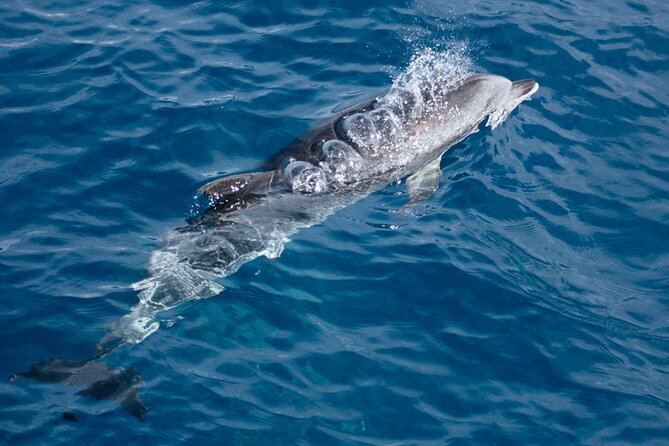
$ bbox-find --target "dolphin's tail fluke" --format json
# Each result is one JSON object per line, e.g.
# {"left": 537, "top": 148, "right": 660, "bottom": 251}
{"left": 10, "top": 357, "right": 148, "bottom": 421}
{"left": 9, "top": 258, "right": 227, "bottom": 422}
{"left": 9, "top": 303, "right": 155, "bottom": 420}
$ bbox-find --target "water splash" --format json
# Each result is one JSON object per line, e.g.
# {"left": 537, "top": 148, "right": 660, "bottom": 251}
{"left": 388, "top": 46, "right": 474, "bottom": 112}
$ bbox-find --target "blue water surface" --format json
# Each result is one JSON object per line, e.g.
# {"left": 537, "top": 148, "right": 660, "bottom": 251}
{"left": 1, "top": 0, "right": 669, "bottom": 444}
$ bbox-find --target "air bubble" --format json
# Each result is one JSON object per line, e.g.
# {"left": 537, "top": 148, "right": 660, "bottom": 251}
{"left": 340, "top": 113, "right": 381, "bottom": 154}
{"left": 319, "top": 139, "right": 363, "bottom": 184}
{"left": 369, "top": 109, "right": 404, "bottom": 141}
{"left": 282, "top": 161, "right": 328, "bottom": 194}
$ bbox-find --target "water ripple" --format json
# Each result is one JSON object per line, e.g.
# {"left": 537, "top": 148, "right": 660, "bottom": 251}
{"left": 1, "top": 0, "right": 669, "bottom": 444}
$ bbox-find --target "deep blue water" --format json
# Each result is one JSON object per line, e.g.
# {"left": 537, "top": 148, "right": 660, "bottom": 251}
{"left": 1, "top": 0, "right": 669, "bottom": 444}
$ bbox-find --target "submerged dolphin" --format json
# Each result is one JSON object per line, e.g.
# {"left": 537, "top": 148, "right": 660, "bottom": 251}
{"left": 13, "top": 70, "right": 538, "bottom": 419}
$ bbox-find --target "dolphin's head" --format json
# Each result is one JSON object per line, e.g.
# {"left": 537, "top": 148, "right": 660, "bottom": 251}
{"left": 437, "top": 74, "right": 512, "bottom": 119}
{"left": 427, "top": 73, "right": 538, "bottom": 130}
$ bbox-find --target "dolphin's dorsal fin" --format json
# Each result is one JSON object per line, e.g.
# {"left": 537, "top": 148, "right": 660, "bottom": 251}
{"left": 199, "top": 170, "right": 278, "bottom": 203}
{"left": 404, "top": 156, "right": 443, "bottom": 208}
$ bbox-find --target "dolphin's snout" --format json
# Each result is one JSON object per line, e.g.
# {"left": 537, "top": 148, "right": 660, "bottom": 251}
{"left": 512, "top": 79, "right": 540, "bottom": 98}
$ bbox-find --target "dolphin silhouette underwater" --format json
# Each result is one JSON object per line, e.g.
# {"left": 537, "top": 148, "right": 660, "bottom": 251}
{"left": 12, "top": 67, "right": 539, "bottom": 420}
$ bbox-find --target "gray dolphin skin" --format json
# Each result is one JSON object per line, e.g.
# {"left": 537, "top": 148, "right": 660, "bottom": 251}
{"left": 13, "top": 69, "right": 538, "bottom": 420}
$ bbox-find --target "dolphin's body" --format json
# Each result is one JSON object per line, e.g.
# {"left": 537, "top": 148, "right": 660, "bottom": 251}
{"left": 111, "top": 73, "right": 538, "bottom": 348}
{"left": 13, "top": 71, "right": 538, "bottom": 419}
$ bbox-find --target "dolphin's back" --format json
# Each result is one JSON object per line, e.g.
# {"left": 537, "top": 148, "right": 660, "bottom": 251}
{"left": 264, "top": 94, "right": 382, "bottom": 169}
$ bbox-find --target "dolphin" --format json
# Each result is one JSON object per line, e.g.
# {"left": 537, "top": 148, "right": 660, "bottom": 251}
{"left": 12, "top": 69, "right": 539, "bottom": 420}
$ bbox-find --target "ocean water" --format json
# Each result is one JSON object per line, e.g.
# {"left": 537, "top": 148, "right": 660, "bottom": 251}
{"left": 1, "top": 0, "right": 668, "bottom": 444}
